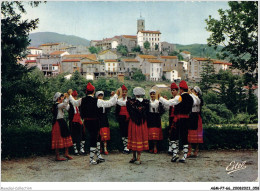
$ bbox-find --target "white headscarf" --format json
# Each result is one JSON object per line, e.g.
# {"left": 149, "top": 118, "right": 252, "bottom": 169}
{"left": 133, "top": 87, "right": 145, "bottom": 96}
{"left": 53, "top": 92, "right": 62, "bottom": 102}
{"left": 95, "top": 91, "right": 104, "bottom": 98}
{"left": 149, "top": 89, "right": 156, "bottom": 94}
{"left": 193, "top": 86, "right": 202, "bottom": 96}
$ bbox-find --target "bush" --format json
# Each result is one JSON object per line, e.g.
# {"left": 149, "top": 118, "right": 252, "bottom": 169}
{"left": 1, "top": 123, "right": 257, "bottom": 159}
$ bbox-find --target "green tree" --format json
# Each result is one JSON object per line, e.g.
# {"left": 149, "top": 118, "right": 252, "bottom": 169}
{"left": 155, "top": 44, "right": 159, "bottom": 50}
{"left": 89, "top": 46, "right": 99, "bottom": 54}
{"left": 143, "top": 41, "right": 150, "bottom": 53}
{"left": 132, "top": 68, "right": 146, "bottom": 82}
{"left": 117, "top": 44, "right": 128, "bottom": 56}
{"left": 199, "top": 60, "right": 216, "bottom": 93}
{"left": 206, "top": 1, "right": 258, "bottom": 81}
{"left": 131, "top": 45, "right": 141, "bottom": 52}
{"left": 1, "top": 2, "right": 45, "bottom": 128}
{"left": 169, "top": 51, "right": 179, "bottom": 56}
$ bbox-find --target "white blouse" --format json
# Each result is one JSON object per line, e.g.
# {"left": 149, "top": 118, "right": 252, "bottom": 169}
{"left": 149, "top": 99, "right": 160, "bottom": 113}
{"left": 190, "top": 93, "right": 201, "bottom": 112}
{"left": 56, "top": 98, "right": 69, "bottom": 119}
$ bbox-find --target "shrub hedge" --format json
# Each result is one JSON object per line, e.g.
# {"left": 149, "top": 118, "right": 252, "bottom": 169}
{"left": 1, "top": 123, "right": 257, "bottom": 159}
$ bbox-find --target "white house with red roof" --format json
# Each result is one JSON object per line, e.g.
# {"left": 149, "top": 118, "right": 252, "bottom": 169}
{"left": 188, "top": 57, "right": 232, "bottom": 82}
{"left": 142, "top": 59, "right": 163, "bottom": 81}
{"left": 180, "top": 51, "right": 191, "bottom": 61}
{"left": 137, "top": 30, "right": 161, "bottom": 51}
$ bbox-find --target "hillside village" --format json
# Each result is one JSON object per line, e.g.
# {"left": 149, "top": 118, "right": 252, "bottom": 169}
{"left": 21, "top": 17, "right": 241, "bottom": 83}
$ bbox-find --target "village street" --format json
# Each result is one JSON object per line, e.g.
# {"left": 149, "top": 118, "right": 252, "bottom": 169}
{"left": 2, "top": 150, "right": 258, "bottom": 182}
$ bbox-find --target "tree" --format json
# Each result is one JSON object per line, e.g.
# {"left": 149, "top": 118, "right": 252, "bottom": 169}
{"left": 116, "top": 44, "right": 128, "bottom": 56}
{"left": 205, "top": 1, "right": 258, "bottom": 82}
{"left": 155, "top": 44, "right": 159, "bottom": 50}
{"left": 1, "top": 2, "right": 45, "bottom": 127}
{"left": 199, "top": 60, "right": 216, "bottom": 93}
{"left": 132, "top": 68, "right": 146, "bottom": 82}
{"left": 131, "top": 45, "right": 141, "bottom": 52}
{"left": 89, "top": 46, "right": 99, "bottom": 54}
{"left": 143, "top": 41, "right": 150, "bottom": 53}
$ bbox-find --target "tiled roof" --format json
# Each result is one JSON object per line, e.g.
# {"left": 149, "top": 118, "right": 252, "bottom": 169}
{"left": 244, "top": 85, "right": 258, "bottom": 90}
{"left": 63, "top": 54, "right": 97, "bottom": 61}
{"left": 212, "top": 60, "right": 232, "bottom": 66}
{"left": 39, "top": 43, "right": 60, "bottom": 46}
{"left": 52, "top": 64, "right": 60, "bottom": 66}
{"left": 139, "top": 30, "right": 161, "bottom": 34}
{"left": 25, "top": 60, "right": 36, "bottom": 63}
{"left": 122, "top": 35, "right": 137, "bottom": 39}
{"left": 182, "top": 51, "right": 191, "bottom": 54}
{"left": 50, "top": 51, "right": 66, "bottom": 55}
{"left": 123, "top": 59, "right": 139, "bottom": 62}
{"left": 104, "top": 59, "right": 118, "bottom": 62}
{"left": 193, "top": 57, "right": 210, "bottom": 61}
{"left": 161, "top": 56, "right": 178, "bottom": 59}
{"left": 82, "top": 61, "right": 101, "bottom": 64}
{"left": 138, "top": 55, "right": 157, "bottom": 59}
{"left": 27, "top": 54, "right": 39, "bottom": 57}
{"left": 147, "top": 59, "right": 163, "bottom": 63}
{"left": 62, "top": 59, "right": 80, "bottom": 62}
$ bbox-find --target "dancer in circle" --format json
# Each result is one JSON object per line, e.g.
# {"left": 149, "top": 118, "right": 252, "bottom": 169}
{"left": 147, "top": 89, "right": 164, "bottom": 154}
{"left": 188, "top": 86, "right": 203, "bottom": 157}
{"left": 68, "top": 90, "right": 86, "bottom": 155}
{"left": 127, "top": 87, "right": 149, "bottom": 165}
{"left": 96, "top": 91, "right": 111, "bottom": 155}
{"left": 51, "top": 92, "right": 73, "bottom": 161}
{"left": 115, "top": 85, "right": 131, "bottom": 154}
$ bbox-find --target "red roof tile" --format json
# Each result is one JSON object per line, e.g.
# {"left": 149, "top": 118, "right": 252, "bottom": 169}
{"left": 182, "top": 51, "right": 191, "bottom": 54}
{"left": 148, "top": 59, "right": 163, "bottom": 63}
{"left": 104, "top": 59, "right": 118, "bottom": 62}
{"left": 161, "top": 56, "right": 178, "bottom": 59}
{"left": 123, "top": 59, "right": 139, "bottom": 62}
{"left": 25, "top": 60, "right": 37, "bottom": 63}
{"left": 62, "top": 59, "right": 80, "bottom": 62}
{"left": 27, "top": 54, "right": 39, "bottom": 57}
{"left": 139, "top": 30, "right": 161, "bottom": 34}
{"left": 138, "top": 55, "right": 157, "bottom": 59}
{"left": 122, "top": 35, "right": 137, "bottom": 39}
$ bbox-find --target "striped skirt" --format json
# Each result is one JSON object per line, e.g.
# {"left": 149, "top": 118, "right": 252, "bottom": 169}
{"left": 127, "top": 119, "right": 149, "bottom": 151}
{"left": 52, "top": 121, "right": 73, "bottom": 149}
{"left": 188, "top": 114, "right": 203, "bottom": 143}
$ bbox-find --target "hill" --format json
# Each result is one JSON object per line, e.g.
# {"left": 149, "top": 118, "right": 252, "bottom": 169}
{"left": 29, "top": 32, "right": 90, "bottom": 47}
{"left": 175, "top": 44, "right": 223, "bottom": 59}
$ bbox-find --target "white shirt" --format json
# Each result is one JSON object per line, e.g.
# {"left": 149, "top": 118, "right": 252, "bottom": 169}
{"left": 159, "top": 95, "right": 181, "bottom": 110}
{"left": 56, "top": 98, "right": 69, "bottom": 119}
{"left": 149, "top": 99, "right": 160, "bottom": 113}
{"left": 69, "top": 94, "right": 118, "bottom": 109}
{"left": 117, "top": 97, "right": 128, "bottom": 106}
{"left": 190, "top": 93, "right": 201, "bottom": 112}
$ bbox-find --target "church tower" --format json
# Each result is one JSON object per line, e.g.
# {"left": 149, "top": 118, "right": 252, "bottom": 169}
{"left": 137, "top": 14, "right": 145, "bottom": 32}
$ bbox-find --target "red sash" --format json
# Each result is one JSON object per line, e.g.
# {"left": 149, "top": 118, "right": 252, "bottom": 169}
{"left": 119, "top": 106, "right": 130, "bottom": 120}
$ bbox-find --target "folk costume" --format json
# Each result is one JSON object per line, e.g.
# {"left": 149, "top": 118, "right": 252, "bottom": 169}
{"left": 69, "top": 82, "right": 118, "bottom": 165}
{"left": 51, "top": 92, "right": 73, "bottom": 161}
{"left": 147, "top": 89, "right": 164, "bottom": 154}
{"left": 96, "top": 91, "right": 111, "bottom": 155}
{"left": 172, "top": 80, "right": 194, "bottom": 163}
{"left": 127, "top": 87, "right": 149, "bottom": 165}
{"left": 68, "top": 90, "right": 86, "bottom": 155}
{"left": 187, "top": 86, "right": 203, "bottom": 157}
{"left": 115, "top": 85, "right": 130, "bottom": 154}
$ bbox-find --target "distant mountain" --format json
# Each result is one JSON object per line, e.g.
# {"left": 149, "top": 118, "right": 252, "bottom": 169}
{"left": 29, "top": 32, "right": 90, "bottom": 47}
{"left": 175, "top": 44, "right": 223, "bottom": 59}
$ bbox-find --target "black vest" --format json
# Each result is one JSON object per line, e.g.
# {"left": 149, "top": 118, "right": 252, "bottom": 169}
{"left": 80, "top": 96, "right": 98, "bottom": 119}
{"left": 68, "top": 102, "right": 75, "bottom": 122}
{"left": 174, "top": 93, "right": 194, "bottom": 115}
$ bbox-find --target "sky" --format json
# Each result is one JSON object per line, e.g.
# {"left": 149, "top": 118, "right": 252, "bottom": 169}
{"left": 23, "top": 1, "right": 230, "bottom": 45}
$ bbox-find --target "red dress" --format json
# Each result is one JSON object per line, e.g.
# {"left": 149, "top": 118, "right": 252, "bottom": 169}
{"left": 52, "top": 120, "right": 73, "bottom": 149}
{"left": 188, "top": 113, "right": 203, "bottom": 143}
{"left": 127, "top": 98, "right": 149, "bottom": 151}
